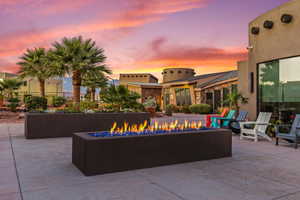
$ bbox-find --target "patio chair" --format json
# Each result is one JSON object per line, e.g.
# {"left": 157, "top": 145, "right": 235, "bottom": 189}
{"left": 228, "top": 111, "right": 248, "bottom": 134}
{"left": 211, "top": 110, "right": 236, "bottom": 128}
{"left": 275, "top": 114, "right": 300, "bottom": 149}
{"left": 240, "top": 112, "right": 272, "bottom": 142}
{"left": 206, "top": 108, "right": 229, "bottom": 127}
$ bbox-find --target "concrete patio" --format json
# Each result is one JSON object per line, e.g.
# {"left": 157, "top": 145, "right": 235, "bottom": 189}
{"left": 1, "top": 120, "right": 300, "bottom": 200}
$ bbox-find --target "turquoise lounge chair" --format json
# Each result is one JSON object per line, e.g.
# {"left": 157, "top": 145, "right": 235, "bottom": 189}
{"left": 211, "top": 110, "right": 236, "bottom": 128}
{"left": 275, "top": 114, "right": 300, "bottom": 149}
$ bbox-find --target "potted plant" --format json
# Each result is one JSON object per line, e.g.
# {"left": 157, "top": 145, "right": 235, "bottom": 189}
{"left": 143, "top": 97, "right": 157, "bottom": 116}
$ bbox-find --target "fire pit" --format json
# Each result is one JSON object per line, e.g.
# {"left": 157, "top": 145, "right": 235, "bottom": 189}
{"left": 72, "top": 120, "right": 232, "bottom": 176}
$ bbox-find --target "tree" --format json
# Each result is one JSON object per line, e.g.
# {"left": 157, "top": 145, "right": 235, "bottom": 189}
{"left": 100, "top": 85, "right": 141, "bottom": 112}
{"left": 224, "top": 92, "right": 248, "bottom": 114}
{"left": 50, "top": 36, "right": 111, "bottom": 104}
{"left": 0, "top": 79, "right": 23, "bottom": 99}
{"left": 82, "top": 71, "right": 108, "bottom": 102}
{"left": 17, "top": 48, "right": 52, "bottom": 97}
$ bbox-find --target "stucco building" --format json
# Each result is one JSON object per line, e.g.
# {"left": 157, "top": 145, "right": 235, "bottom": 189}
{"left": 119, "top": 73, "right": 162, "bottom": 105}
{"left": 0, "top": 72, "right": 63, "bottom": 101}
{"left": 238, "top": 0, "right": 300, "bottom": 121}
{"left": 161, "top": 68, "right": 238, "bottom": 111}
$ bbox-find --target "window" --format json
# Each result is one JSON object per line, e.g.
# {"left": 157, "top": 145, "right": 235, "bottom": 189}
{"left": 175, "top": 88, "right": 191, "bottom": 106}
{"left": 178, "top": 70, "right": 182, "bottom": 74}
{"left": 222, "top": 87, "right": 230, "bottom": 106}
{"left": 258, "top": 56, "right": 300, "bottom": 122}
{"left": 250, "top": 72, "right": 254, "bottom": 93}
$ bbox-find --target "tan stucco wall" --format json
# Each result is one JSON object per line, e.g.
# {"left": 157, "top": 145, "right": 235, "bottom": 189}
{"left": 162, "top": 68, "right": 195, "bottom": 83}
{"left": 238, "top": 0, "right": 300, "bottom": 120}
{"left": 119, "top": 74, "right": 158, "bottom": 85}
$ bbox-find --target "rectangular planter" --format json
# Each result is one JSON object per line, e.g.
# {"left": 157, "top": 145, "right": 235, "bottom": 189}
{"left": 72, "top": 129, "right": 232, "bottom": 176}
{"left": 25, "top": 112, "right": 150, "bottom": 139}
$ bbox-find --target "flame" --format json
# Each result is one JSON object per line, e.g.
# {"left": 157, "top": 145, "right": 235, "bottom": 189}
{"left": 109, "top": 120, "right": 203, "bottom": 134}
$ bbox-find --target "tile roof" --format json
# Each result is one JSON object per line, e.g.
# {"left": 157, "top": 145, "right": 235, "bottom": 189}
{"left": 196, "top": 70, "right": 238, "bottom": 88}
{"left": 163, "top": 71, "right": 235, "bottom": 84}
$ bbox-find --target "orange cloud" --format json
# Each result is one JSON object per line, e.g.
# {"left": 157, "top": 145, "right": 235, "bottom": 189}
{"left": 0, "top": 0, "right": 209, "bottom": 72}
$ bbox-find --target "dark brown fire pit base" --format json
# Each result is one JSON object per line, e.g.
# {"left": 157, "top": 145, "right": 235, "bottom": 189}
{"left": 72, "top": 129, "right": 232, "bottom": 176}
{"left": 25, "top": 112, "right": 150, "bottom": 139}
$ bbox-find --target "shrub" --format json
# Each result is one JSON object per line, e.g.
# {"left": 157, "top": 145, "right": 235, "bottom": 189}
{"left": 80, "top": 101, "right": 98, "bottom": 111}
{"left": 7, "top": 97, "right": 20, "bottom": 112}
{"left": 143, "top": 97, "right": 156, "bottom": 109}
{"left": 52, "top": 96, "right": 67, "bottom": 107}
{"left": 189, "top": 104, "right": 212, "bottom": 114}
{"left": 25, "top": 96, "right": 47, "bottom": 111}
{"left": 100, "top": 85, "right": 141, "bottom": 112}
{"left": 165, "top": 104, "right": 176, "bottom": 116}
{"left": 182, "top": 105, "right": 191, "bottom": 114}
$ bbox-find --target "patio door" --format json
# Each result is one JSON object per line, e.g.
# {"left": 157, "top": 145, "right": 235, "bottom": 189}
{"left": 214, "top": 90, "right": 221, "bottom": 111}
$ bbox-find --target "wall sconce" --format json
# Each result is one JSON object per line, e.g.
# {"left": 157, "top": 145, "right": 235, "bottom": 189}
{"left": 281, "top": 14, "right": 293, "bottom": 24}
{"left": 263, "top": 20, "right": 274, "bottom": 29}
{"left": 251, "top": 27, "right": 260, "bottom": 35}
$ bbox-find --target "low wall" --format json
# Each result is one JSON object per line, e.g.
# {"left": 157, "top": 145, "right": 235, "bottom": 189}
{"left": 25, "top": 112, "right": 150, "bottom": 139}
{"left": 72, "top": 129, "right": 232, "bottom": 176}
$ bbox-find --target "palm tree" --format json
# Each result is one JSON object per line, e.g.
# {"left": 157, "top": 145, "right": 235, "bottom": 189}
{"left": 82, "top": 71, "right": 108, "bottom": 101}
{"left": 17, "top": 48, "right": 52, "bottom": 97}
{"left": 100, "top": 85, "right": 141, "bottom": 112}
{"left": 50, "top": 36, "right": 111, "bottom": 104}
{"left": 224, "top": 92, "right": 248, "bottom": 114}
{"left": 0, "top": 79, "right": 24, "bottom": 99}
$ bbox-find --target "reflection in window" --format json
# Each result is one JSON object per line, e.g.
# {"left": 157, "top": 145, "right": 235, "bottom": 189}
{"left": 175, "top": 88, "right": 191, "bottom": 106}
{"left": 258, "top": 56, "right": 300, "bottom": 122}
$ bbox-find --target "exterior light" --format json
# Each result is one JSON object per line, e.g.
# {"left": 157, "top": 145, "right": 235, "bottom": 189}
{"left": 263, "top": 20, "right": 274, "bottom": 29}
{"left": 251, "top": 27, "right": 260, "bottom": 35}
{"left": 281, "top": 14, "right": 293, "bottom": 24}
{"left": 246, "top": 46, "right": 253, "bottom": 50}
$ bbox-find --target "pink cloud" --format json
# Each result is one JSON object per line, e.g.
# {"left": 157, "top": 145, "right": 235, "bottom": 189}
{"left": 0, "top": 0, "right": 209, "bottom": 65}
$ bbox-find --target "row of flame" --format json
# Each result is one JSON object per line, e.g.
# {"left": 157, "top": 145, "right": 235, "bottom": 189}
{"left": 110, "top": 120, "right": 203, "bottom": 134}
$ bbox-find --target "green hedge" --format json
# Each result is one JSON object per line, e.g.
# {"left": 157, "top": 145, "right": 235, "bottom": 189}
{"left": 189, "top": 104, "right": 212, "bottom": 114}
{"left": 52, "top": 96, "right": 67, "bottom": 107}
{"left": 25, "top": 96, "right": 48, "bottom": 111}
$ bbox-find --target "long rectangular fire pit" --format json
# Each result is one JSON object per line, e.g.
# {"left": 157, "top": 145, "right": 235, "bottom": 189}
{"left": 72, "top": 128, "right": 232, "bottom": 176}
{"left": 25, "top": 112, "right": 150, "bottom": 139}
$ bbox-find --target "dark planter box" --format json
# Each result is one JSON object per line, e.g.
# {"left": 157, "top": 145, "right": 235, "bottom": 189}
{"left": 72, "top": 129, "right": 232, "bottom": 176}
{"left": 25, "top": 112, "right": 150, "bottom": 139}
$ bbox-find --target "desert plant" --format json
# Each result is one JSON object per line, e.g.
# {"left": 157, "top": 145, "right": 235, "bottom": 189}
{"left": 189, "top": 104, "right": 212, "bottom": 114}
{"left": 82, "top": 71, "right": 108, "bottom": 102}
{"left": 25, "top": 96, "right": 48, "bottom": 111}
{"left": 224, "top": 92, "right": 248, "bottom": 114}
{"left": 79, "top": 100, "right": 98, "bottom": 111}
{"left": 0, "top": 79, "right": 23, "bottom": 99}
{"left": 165, "top": 104, "right": 176, "bottom": 116}
{"left": 18, "top": 48, "right": 53, "bottom": 97}
{"left": 52, "top": 96, "right": 67, "bottom": 107}
{"left": 50, "top": 36, "right": 111, "bottom": 104}
{"left": 100, "top": 85, "right": 141, "bottom": 112}
{"left": 182, "top": 105, "right": 191, "bottom": 114}
{"left": 7, "top": 97, "right": 20, "bottom": 112}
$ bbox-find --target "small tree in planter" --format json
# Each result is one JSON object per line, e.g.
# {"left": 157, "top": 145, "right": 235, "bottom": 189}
{"left": 224, "top": 92, "right": 248, "bottom": 114}
{"left": 143, "top": 97, "right": 157, "bottom": 116}
{"left": 100, "top": 85, "right": 142, "bottom": 112}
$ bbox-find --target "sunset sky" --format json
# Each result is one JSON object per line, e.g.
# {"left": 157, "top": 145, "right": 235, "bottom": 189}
{"left": 0, "top": 0, "right": 290, "bottom": 80}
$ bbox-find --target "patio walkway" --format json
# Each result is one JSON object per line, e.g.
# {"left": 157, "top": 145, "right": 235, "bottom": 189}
{"left": 1, "top": 119, "right": 300, "bottom": 200}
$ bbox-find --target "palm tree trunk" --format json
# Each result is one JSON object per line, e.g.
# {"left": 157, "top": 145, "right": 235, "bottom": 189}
{"left": 91, "top": 87, "right": 96, "bottom": 102}
{"left": 72, "top": 70, "right": 82, "bottom": 104}
{"left": 38, "top": 78, "right": 45, "bottom": 97}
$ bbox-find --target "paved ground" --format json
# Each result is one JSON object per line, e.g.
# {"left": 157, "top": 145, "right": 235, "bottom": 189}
{"left": 1, "top": 116, "right": 300, "bottom": 200}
